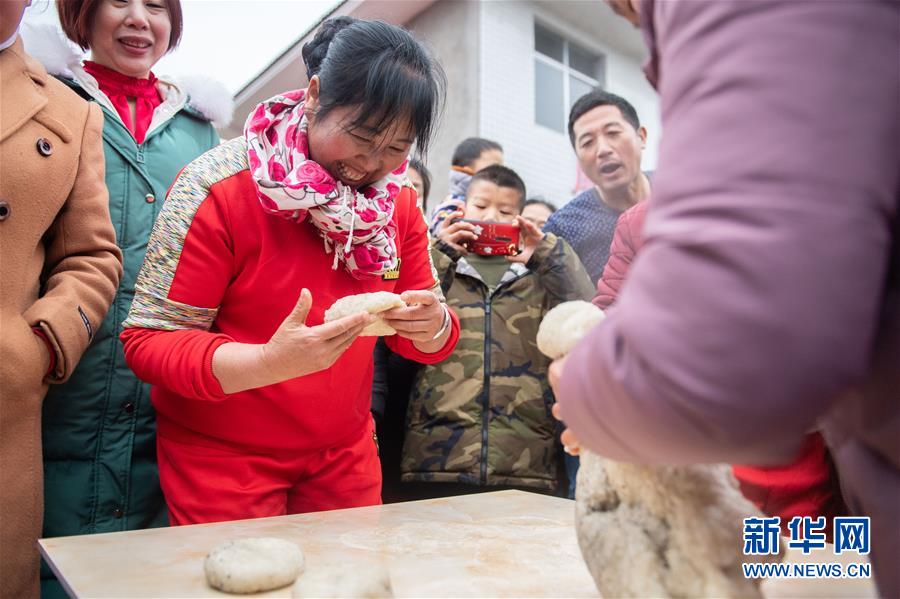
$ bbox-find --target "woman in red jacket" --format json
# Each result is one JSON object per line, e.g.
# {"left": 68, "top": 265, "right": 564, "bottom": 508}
{"left": 120, "top": 17, "right": 458, "bottom": 525}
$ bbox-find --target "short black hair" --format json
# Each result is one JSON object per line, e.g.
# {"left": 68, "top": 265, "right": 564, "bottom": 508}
{"left": 568, "top": 89, "right": 640, "bottom": 147}
{"left": 302, "top": 18, "right": 446, "bottom": 157}
{"left": 451, "top": 137, "right": 503, "bottom": 168}
{"left": 524, "top": 198, "right": 557, "bottom": 214}
{"left": 408, "top": 158, "right": 431, "bottom": 210}
{"left": 468, "top": 165, "right": 526, "bottom": 209}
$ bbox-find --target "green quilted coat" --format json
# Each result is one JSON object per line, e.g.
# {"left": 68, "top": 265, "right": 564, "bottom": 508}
{"left": 40, "top": 69, "right": 221, "bottom": 598}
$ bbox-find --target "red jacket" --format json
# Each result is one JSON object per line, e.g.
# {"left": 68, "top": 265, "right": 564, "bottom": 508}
{"left": 594, "top": 201, "right": 647, "bottom": 310}
{"left": 121, "top": 138, "right": 459, "bottom": 453}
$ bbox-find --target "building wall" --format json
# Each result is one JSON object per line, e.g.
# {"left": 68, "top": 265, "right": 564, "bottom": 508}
{"left": 406, "top": 1, "right": 482, "bottom": 208}
{"left": 478, "top": 0, "right": 660, "bottom": 207}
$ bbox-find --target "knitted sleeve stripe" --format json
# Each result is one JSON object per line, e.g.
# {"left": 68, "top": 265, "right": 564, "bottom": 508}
{"left": 123, "top": 137, "right": 247, "bottom": 331}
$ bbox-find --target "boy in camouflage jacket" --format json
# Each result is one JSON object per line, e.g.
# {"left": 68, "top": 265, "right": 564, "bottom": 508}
{"left": 401, "top": 166, "right": 594, "bottom": 492}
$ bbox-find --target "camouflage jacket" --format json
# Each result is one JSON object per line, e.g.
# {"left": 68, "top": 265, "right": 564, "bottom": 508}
{"left": 401, "top": 233, "right": 595, "bottom": 489}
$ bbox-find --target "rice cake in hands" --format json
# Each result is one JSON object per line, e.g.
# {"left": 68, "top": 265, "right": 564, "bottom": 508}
{"left": 324, "top": 292, "right": 406, "bottom": 336}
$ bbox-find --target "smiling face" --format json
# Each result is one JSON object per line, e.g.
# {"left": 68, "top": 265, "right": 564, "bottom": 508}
{"left": 572, "top": 104, "right": 646, "bottom": 199}
{"left": 304, "top": 76, "right": 414, "bottom": 188}
{"left": 464, "top": 180, "right": 522, "bottom": 223}
{"left": 89, "top": 0, "right": 171, "bottom": 79}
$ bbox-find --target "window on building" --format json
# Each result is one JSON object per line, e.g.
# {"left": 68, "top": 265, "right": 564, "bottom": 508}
{"left": 534, "top": 22, "right": 605, "bottom": 133}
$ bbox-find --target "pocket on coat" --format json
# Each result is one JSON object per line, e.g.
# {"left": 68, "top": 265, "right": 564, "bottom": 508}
{"left": 0, "top": 316, "right": 50, "bottom": 401}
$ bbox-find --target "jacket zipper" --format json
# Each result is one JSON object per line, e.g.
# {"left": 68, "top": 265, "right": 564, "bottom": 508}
{"left": 480, "top": 296, "right": 492, "bottom": 485}
{"left": 475, "top": 272, "right": 531, "bottom": 486}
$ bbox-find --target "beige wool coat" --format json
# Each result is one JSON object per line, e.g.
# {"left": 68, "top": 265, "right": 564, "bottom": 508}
{"left": 0, "top": 38, "right": 122, "bottom": 598}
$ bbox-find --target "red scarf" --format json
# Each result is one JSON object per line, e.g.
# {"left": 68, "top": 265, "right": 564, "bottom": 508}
{"left": 83, "top": 61, "right": 162, "bottom": 144}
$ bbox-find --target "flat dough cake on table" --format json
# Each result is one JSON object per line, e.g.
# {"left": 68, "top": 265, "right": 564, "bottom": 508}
{"left": 204, "top": 537, "right": 305, "bottom": 594}
{"left": 324, "top": 292, "right": 406, "bottom": 336}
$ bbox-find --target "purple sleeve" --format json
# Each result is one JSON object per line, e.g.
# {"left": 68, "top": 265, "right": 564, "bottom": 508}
{"left": 558, "top": 0, "right": 899, "bottom": 465}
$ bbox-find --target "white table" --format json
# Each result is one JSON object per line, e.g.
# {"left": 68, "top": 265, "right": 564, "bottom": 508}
{"left": 39, "top": 488, "right": 879, "bottom": 598}
{"left": 40, "top": 490, "right": 599, "bottom": 597}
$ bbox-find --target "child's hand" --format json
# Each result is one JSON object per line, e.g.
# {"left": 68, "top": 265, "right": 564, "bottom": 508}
{"left": 508, "top": 215, "right": 545, "bottom": 264}
{"left": 550, "top": 356, "right": 581, "bottom": 456}
{"left": 436, "top": 210, "right": 477, "bottom": 255}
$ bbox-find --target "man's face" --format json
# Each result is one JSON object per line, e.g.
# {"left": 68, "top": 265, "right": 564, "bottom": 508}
{"left": 572, "top": 104, "right": 647, "bottom": 198}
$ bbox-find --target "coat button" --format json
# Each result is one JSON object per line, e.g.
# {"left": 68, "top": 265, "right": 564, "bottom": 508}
{"left": 113, "top": 507, "right": 124, "bottom": 518}
{"left": 145, "top": 193, "right": 156, "bottom": 204}
{"left": 0, "top": 201, "right": 9, "bottom": 221}
{"left": 36, "top": 138, "right": 53, "bottom": 156}
{"left": 123, "top": 402, "right": 135, "bottom": 414}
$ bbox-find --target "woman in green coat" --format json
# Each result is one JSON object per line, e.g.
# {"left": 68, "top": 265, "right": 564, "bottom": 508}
{"left": 23, "top": 2, "right": 229, "bottom": 596}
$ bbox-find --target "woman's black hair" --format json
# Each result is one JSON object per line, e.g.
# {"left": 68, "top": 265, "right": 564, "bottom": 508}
{"left": 301, "top": 17, "right": 446, "bottom": 158}
{"left": 408, "top": 158, "right": 432, "bottom": 209}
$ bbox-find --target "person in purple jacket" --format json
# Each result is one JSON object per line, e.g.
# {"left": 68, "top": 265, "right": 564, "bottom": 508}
{"left": 551, "top": 0, "right": 899, "bottom": 595}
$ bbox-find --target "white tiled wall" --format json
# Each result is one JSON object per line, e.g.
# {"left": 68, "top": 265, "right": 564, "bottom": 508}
{"left": 478, "top": 0, "right": 660, "bottom": 207}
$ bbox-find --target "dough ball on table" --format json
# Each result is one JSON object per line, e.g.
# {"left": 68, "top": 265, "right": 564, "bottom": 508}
{"left": 292, "top": 562, "right": 393, "bottom": 598}
{"left": 324, "top": 292, "right": 406, "bottom": 336}
{"left": 536, "top": 300, "right": 605, "bottom": 359}
{"left": 204, "top": 537, "right": 304, "bottom": 594}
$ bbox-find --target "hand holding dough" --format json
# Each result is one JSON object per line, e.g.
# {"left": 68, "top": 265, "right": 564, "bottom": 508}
{"left": 324, "top": 292, "right": 406, "bottom": 336}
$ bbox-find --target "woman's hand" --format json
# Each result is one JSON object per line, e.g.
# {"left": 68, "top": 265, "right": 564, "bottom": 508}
{"left": 507, "top": 215, "right": 545, "bottom": 264}
{"left": 436, "top": 210, "right": 477, "bottom": 255}
{"left": 381, "top": 289, "right": 450, "bottom": 353}
{"left": 261, "top": 288, "right": 375, "bottom": 380}
{"left": 550, "top": 355, "right": 582, "bottom": 455}
{"left": 213, "top": 288, "right": 374, "bottom": 394}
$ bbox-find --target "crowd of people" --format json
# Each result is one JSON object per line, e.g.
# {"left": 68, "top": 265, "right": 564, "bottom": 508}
{"left": 0, "top": 0, "right": 896, "bottom": 597}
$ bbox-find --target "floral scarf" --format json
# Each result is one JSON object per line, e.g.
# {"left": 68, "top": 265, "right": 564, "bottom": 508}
{"left": 244, "top": 89, "right": 408, "bottom": 279}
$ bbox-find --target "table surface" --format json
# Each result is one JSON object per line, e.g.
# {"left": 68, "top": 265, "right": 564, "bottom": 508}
{"left": 40, "top": 490, "right": 599, "bottom": 598}
{"left": 40, "top": 489, "right": 878, "bottom": 598}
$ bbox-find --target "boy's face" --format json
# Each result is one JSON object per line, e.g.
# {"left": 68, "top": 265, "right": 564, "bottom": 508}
{"left": 464, "top": 180, "right": 521, "bottom": 223}
{"left": 469, "top": 149, "right": 504, "bottom": 173}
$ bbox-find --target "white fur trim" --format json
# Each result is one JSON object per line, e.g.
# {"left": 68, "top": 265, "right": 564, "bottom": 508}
{"left": 177, "top": 75, "right": 234, "bottom": 128}
{"left": 20, "top": 23, "right": 82, "bottom": 79}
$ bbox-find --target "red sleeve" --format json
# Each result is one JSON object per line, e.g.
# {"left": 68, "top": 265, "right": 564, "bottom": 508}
{"left": 384, "top": 188, "right": 460, "bottom": 364}
{"left": 733, "top": 432, "right": 848, "bottom": 542}
{"left": 121, "top": 328, "right": 233, "bottom": 401}
{"left": 120, "top": 172, "right": 238, "bottom": 401}
{"left": 594, "top": 202, "right": 647, "bottom": 310}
